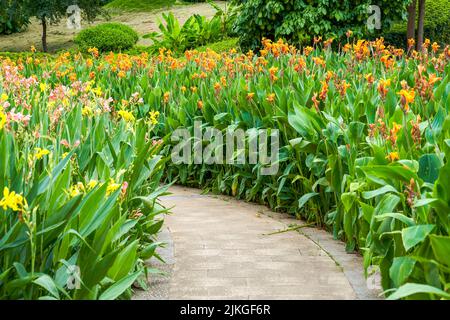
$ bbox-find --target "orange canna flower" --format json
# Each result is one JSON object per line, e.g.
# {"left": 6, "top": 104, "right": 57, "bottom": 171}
{"left": 247, "top": 92, "right": 255, "bottom": 101}
{"left": 319, "top": 80, "right": 329, "bottom": 101}
{"left": 214, "top": 82, "right": 221, "bottom": 93}
{"left": 312, "top": 93, "right": 320, "bottom": 111}
{"left": 428, "top": 74, "right": 442, "bottom": 86}
{"left": 431, "top": 42, "right": 440, "bottom": 53}
{"left": 269, "top": 66, "right": 279, "bottom": 81}
{"left": 312, "top": 57, "right": 326, "bottom": 67}
{"left": 397, "top": 89, "right": 415, "bottom": 112}
{"left": 377, "top": 79, "right": 391, "bottom": 99}
{"left": 386, "top": 152, "right": 400, "bottom": 162}
{"left": 339, "top": 80, "right": 351, "bottom": 97}
{"left": 388, "top": 122, "right": 402, "bottom": 146}
{"left": 197, "top": 100, "right": 204, "bottom": 109}
{"left": 365, "top": 73, "right": 375, "bottom": 85}
{"left": 381, "top": 55, "right": 394, "bottom": 68}
{"left": 266, "top": 93, "right": 276, "bottom": 103}
{"left": 163, "top": 92, "right": 170, "bottom": 103}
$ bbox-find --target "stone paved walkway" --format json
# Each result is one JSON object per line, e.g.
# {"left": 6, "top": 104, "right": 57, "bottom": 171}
{"left": 133, "top": 186, "right": 380, "bottom": 300}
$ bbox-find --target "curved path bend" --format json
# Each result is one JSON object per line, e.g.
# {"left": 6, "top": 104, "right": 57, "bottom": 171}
{"left": 134, "top": 186, "right": 380, "bottom": 300}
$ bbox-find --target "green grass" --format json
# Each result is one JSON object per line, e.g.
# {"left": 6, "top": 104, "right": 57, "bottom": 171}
{"left": 105, "top": 0, "right": 176, "bottom": 12}
{"left": 195, "top": 38, "right": 239, "bottom": 53}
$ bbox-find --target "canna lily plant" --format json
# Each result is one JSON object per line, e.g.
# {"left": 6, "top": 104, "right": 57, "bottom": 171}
{"left": 0, "top": 34, "right": 449, "bottom": 299}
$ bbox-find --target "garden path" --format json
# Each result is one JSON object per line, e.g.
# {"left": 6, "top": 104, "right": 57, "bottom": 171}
{"left": 133, "top": 185, "right": 380, "bottom": 300}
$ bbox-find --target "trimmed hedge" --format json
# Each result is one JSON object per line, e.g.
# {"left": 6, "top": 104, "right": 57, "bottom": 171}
{"left": 384, "top": 0, "right": 450, "bottom": 47}
{"left": 75, "top": 23, "right": 139, "bottom": 52}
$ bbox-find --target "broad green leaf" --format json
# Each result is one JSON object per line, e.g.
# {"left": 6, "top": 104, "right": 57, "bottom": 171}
{"left": 362, "top": 185, "right": 398, "bottom": 199}
{"left": 99, "top": 271, "right": 142, "bottom": 300}
{"left": 429, "top": 235, "right": 450, "bottom": 267}
{"left": 389, "top": 257, "right": 416, "bottom": 288}
{"left": 418, "top": 154, "right": 442, "bottom": 184}
{"left": 33, "top": 275, "right": 60, "bottom": 300}
{"left": 401, "top": 225, "right": 435, "bottom": 251}
{"left": 298, "top": 192, "right": 319, "bottom": 209}
{"left": 387, "top": 283, "right": 450, "bottom": 300}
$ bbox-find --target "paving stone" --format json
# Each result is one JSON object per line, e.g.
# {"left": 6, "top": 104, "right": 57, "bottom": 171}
{"left": 134, "top": 186, "right": 380, "bottom": 300}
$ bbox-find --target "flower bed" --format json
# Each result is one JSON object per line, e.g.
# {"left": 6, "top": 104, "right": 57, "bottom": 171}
{"left": 1, "top": 37, "right": 449, "bottom": 299}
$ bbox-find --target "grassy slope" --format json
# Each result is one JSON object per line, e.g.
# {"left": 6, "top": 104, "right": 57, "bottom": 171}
{"left": 105, "top": 0, "right": 176, "bottom": 11}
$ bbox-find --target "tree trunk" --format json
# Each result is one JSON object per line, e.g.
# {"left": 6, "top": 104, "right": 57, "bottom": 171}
{"left": 406, "top": 0, "right": 416, "bottom": 47}
{"left": 416, "top": 0, "right": 425, "bottom": 50}
{"left": 42, "top": 16, "right": 47, "bottom": 53}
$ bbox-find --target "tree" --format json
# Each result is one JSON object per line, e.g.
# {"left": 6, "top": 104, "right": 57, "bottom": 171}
{"left": 406, "top": 0, "right": 426, "bottom": 50}
{"left": 406, "top": 1, "right": 416, "bottom": 43}
{"left": 25, "top": 0, "right": 105, "bottom": 52}
{"left": 416, "top": 0, "right": 425, "bottom": 49}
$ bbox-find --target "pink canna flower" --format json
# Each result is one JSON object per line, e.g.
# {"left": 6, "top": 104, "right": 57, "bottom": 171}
{"left": 60, "top": 139, "right": 70, "bottom": 148}
{"left": 121, "top": 181, "right": 129, "bottom": 195}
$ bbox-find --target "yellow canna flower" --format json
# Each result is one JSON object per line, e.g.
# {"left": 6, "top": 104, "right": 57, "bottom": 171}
{"left": 149, "top": 110, "right": 160, "bottom": 125}
{"left": 39, "top": 83, "right": 47, "bottom": 92}
{"left": 34, "top": 147, "right": 50, "bottom": 160}
{"left": 69, "top": 185, "right": 82, "bottom": 198}
{"left": 1, "top": 93, "right": 8, "bottom": 102}
{"left": 0, "top": 187, "right": 27, "bottom": 212}
{"left": 0, "top": 110, "right": 6, "bottom": 130}
{"left": 87, "top": 180, "right": 98, "bottom": 190}
{"left": 117, "top": 110, "right": 135, "bottom": 122}
{"left": 92, "top": 87, "right": 103, "bottom": 97}
{"left": 106, "top": 179, "right": 121, "bottom": 196}
{"left": 82, "top": 106, "right": 93, "bottom": 117}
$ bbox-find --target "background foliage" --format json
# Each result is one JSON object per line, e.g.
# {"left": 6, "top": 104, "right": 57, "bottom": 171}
{"left": 0, "top": 0, "right": 28, "bottom": 34}
{"left": 233, "top": 0, "right": 411, "bottom": 50}
{"left": 384, "top": 0, "right": 450, "bottom": 47}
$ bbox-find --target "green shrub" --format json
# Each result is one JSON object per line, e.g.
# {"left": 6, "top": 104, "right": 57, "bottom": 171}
{"left": 75, "top": 23, "right": 139, "bottom": 52}
{"left": 233, "top": 0, "right": 411, "bottom": 50}
{"left": 145, "top": 12, "right": 225, "bottom": 54}
{"left": 384, "top": 0, "right": 450, "bottom": 47}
